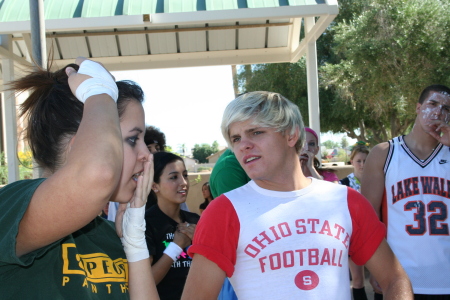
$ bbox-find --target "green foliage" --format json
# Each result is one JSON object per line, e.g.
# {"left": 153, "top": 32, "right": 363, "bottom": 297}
{"left": 197, "top": 166, "right": 212, "bottom": 172}
{"left": 237, "top": 60, "right": 309, "bottom": 122}
{"left": 0, "top": 152, "right": 7, "bottom": 185}
{"left": 322, "top": 0, "right": 450, "bottom": 141}
{"left": 238, "top": 0, "right": 450, "bottom": 144}
{"left": 190, "top": 174, "right": 202, "bottom": 184}
{"left": 335, "top": 149, "right": 349, "bottom": 162}
{"left": 0, "top": 151, "right": 34, "bottom": 184}
{"left": 164, "top": 145, "right": 174, "bottom": 153}
{"left": 322, "top": 140, "right": 340, "bottom": 149}
{"left": 192, "top": 141, "right": 219, "bottom": 163}
{"left": 341, "top": 137, "right": 349, "bottom": 149}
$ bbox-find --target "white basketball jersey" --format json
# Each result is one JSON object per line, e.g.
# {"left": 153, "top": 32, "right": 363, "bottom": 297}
{"left": 383, "top": 136, "right": 450, "bottom": 294}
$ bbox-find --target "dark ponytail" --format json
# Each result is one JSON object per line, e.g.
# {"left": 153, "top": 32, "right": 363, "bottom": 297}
{"left": 8, "top": 64, "right": 145, "bottom": 173}
{"left": 9, "top": 64, "right": 83, "bottom": 172}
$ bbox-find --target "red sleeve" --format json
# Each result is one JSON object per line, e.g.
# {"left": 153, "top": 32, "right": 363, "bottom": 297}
{"left": 347, "top": 188, "right": 386, "bottom": 265}
{"left": 187, "top": 195, "right": 240, "bottom": 277}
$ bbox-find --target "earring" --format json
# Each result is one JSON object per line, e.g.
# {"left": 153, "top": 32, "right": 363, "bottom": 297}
{"left": 154, "top": 189, "right": 158, "bottom": 193}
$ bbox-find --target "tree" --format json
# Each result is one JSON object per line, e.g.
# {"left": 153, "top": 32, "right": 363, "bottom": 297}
{"left": 322, "top": 0, "right": 450, "bottom": 142}
{"left": 165, "top": 145, "right": 174, "bottom": 153}
{"left": 192, "top": 141, "right": 219, "bottom": 163}
{"left": 341, "top": 136, "right": 349, "bottom": 149}
{"left": 322, "top": 140, "right": 339, "bottom": 149}
{"left": 238, "top": 0, "right": 450, "bottom": 144}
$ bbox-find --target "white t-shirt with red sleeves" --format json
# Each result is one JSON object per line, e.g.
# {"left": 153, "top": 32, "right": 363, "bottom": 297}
{"left": 189, "top": 178, "right": 386, "bottom": 300}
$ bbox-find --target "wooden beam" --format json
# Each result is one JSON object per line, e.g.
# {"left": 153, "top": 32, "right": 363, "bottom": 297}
{"left": 11, "top": 22, "right": 292, "bottom": 40}
{"left": 0, "top": 45, "right": 32, "bottom": 67}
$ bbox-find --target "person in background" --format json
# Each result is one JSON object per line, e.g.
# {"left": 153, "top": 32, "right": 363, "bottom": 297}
{"left": 340, "top": 141, "right": 370, "bottom": 193}
{"left": 199, "top": 182, "right": 213, "bottom": 215}
{"left": 362, "top": 84, "right": 450, "bottom": 299}
{"left": 145, "top": 152, "right": 199, "bottom": 300}
{"left": 300, "top": 127, "right": 339, "bottom": 183}
{"left": 141, "top": 126, "right": 190, "bottom": 212}
{"left": 182, "top": 91, "right": 412, "bottom": 300}
{"left": 145, "top": 126, "right": 167, "bottom": 153}
{"left": 339, "top": 141, "right": 370, "bottom": 300}
{"left": 0, "top": 58, "right": 158, "bottom": 299}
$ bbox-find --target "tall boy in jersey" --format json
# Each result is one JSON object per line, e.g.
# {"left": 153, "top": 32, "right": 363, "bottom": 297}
{"left": 181, "top": 91, "right": 412, "bottom": 300}
{"left": 362, "top": 85, "right": 450, "bottom": 299}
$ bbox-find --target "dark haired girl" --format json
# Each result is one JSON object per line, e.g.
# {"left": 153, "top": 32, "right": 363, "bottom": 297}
{"left": 145, "top": 152, "right": 200, "bottom": 300}
{"left": 199, "top": 182, "right": 213, "bottom": 214}
{"left": 0, "top": 58, "right": 158, "bottom": 299}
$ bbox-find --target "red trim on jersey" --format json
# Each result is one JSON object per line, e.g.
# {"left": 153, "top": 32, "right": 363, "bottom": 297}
{"left": 382, "top": 188, "right": 388, "bottom": 236}
{"left": 188, "top": 195, "right": 240, "bottom": 277}
{"left": 347, "top": 187, "right": 386, "bottom": 265}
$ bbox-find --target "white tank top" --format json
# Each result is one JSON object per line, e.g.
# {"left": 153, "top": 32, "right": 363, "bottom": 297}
{"left": 383, "top": 136, "right": 450, "bottom": 294}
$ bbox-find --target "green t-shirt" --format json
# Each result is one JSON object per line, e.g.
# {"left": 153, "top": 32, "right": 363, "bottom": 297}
{"left": 210, "top": 149, "right": 251, "bottom": 198}
{"left": 0, "top": 179, "right": 130, "bottom": 300}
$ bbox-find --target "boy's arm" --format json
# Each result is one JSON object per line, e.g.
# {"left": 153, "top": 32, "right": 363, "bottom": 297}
{"left": 361, "top": 142, "right": 389, "bottom": 218}
{"left": 365, "top": 240, "right": 413, "bottom": 299}
{"left": 181, "top": 254, "right": 226, "bottom": 300}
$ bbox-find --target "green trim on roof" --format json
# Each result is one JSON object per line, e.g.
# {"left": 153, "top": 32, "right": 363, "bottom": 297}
{"left": 123, "top": 0, "right": 157, "bottom": 15}
{"left": 247, "top": 0, "right": 279, "bottom": 8}
{"left": 165, "top": 0, "right": 198, "bottom": 13}
{"left": 0, "top": 0, "right": 328, "bottom": 22}
{"left": 81, "top": 0, "right": 122, "bottom": 18}
{"left": 206, "top": 0, "right": 238, "bottom": 10}
{"left": 45, "top": 0, "right": 82, "bottom": 19}
{"left": 0, "top": 1, "right": 30, "bottom": 22}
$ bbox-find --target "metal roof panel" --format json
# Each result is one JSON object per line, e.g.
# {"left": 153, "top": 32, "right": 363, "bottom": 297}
{"left": 88, "top": 34, "right": 119, "bottom": 57}
{"left": 208, "top": 22, "right": 236, "bottom": 51}
{"left": 118, "top": 30, "right": 148, "bottom": 56}
{"left": 122, "top": 0, "right": 158, "bottom": 15}
{"left": 238, "top": 20, "right": 266, "bottom": 50}
{"left": 0, "top": 1, "right": 30, "bottom": 22}
{"left": 81, "top": 0, "right": 121, "bottom": 18}
{"left": 178, "top": 24, "right": 207, "bottom": 53}
{"left": 165, "top": 0, "right": 198, "bottom": 13}
{"left": 148, "top": 26, "right": 178, "bottom": 54}
{"left": 45, "top": 0, "right": 83, "bottom": 19}
{"left": 247, "top": 0, "right": 279, "bottom": 8}
{"left": 56, "top": 36, "right": 89, "bottom": 59}
{"left": 205, "top": 0, "right": 238, "bottom": 10}
{"left": 267, "top": 19, "right": 290, "bottom": 48}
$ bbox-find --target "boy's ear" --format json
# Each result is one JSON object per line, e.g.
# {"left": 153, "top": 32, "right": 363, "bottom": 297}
{"left": 416, "top": 102, "right": 421, "bottom": 114}
{"left": 287, "top": 128, "right": 300, "bottom": 148}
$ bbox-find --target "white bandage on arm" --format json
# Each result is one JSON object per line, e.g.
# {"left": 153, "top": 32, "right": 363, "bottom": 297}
{"left": 120, "top": 203, "right": 149, "bottom": 263}
{"left": 163, "top": 242, "right": 183, "bottom": 262}
{"left": 75, "top": 60, "right": 118, "bottom": 103}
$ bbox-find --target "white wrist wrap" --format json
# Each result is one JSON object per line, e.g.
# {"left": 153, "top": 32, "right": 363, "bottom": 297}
{"left": 75, "top": 60, "right": 118, "bottom": 103}
{"left": 120, "top": 203, "right": 149, "bottom": 263}
{"left": 163, "top": 242, "right": 183, "bottom": 262}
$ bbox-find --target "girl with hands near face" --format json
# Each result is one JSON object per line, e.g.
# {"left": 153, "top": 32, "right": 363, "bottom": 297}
{"left": 300, "top": 127, "right": 339, "bottom": 183}
{"left": 0, "top": 58, "right": 158, "bottom": 299}
{"left": 145, "top": 152, "right": 200, "bottom": 300}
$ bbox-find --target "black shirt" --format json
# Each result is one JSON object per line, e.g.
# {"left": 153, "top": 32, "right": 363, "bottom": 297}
{"left": 145, "top": 205, "right": 200, "bottom": 300}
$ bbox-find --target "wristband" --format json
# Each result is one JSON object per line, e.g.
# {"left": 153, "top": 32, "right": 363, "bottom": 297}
{"left": 120, "top": 203, "right": 149, "bottom": 263}
{"left": 75, "top": 60, "right": 118, "bottom": 103}
{"left": 163, "top": 242, "right": 183, "bottom": 262}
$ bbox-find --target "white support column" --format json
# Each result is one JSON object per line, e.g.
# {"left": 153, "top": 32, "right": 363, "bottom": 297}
{"left": 0, "top": 35, "right": 19, "bottom": 183}
{"left": 305, "top": 16, "right": 322, "bottom": 160}
{"left": 30, "top": 0, "right": 46, "bottom": 178}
